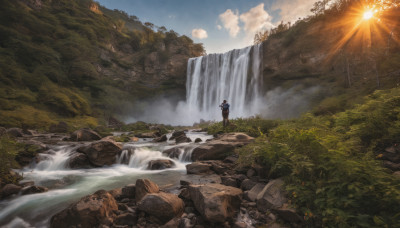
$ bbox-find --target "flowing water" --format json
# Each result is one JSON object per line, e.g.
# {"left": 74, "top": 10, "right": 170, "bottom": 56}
{"left": 185, "top": 44, "right": 263, "bottom": 122}
{"left": 0, "top": 131, "right": 212, "bottom": 228}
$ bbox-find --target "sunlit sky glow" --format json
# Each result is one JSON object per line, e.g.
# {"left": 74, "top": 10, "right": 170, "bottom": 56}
{"left": 96, "top": 0, "right": 316, "bottom": 54}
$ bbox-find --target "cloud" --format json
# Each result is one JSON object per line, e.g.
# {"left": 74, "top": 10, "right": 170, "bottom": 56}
{"left": 191, "top": 28, "right": 208, "bottom": 39}
{"left": 217, "top": 25, "right": 222, "bottom": 30}
{"left": 219, "top": 9, "right": 240, "bottom": 37}
{"left": 272, "top": 0, "right": 315, "bottom": 23}
{"left": 239, "top": 3, "right": 274, "bottom": 34}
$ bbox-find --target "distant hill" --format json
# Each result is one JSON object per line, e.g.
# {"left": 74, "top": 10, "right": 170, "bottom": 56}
{"left": 0, "top": 0, "right": 205, "bottom": 129}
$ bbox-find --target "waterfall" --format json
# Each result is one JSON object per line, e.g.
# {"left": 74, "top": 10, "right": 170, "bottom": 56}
{"left": 186, "top": 43, "right": 263, "bottom": 122}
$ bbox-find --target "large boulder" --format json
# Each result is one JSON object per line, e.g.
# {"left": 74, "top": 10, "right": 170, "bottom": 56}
{"left": 244, "top": 183, "right": 266, "bottom": 202}
{"left": 21, "top": 185, "right": 48, "bottom": 195}
{"left": 77, "top": 140, "right": 122, "bottom": 167}
{"left": 6, "top": 128, "right": 23, "bottom": 137}
{"left": 188, "top": 183, "right": 243, "bottom": 223}
{"left": 147, "top": 159, "right": 176, "bottom": 170}
{"left": 121, "top": 184, "right": 136, "bottom": 199}
{"left": 67, "top": 153, "right": 92, "bottom": 169}
{"left": 186, "top": 162, "right": 213, "bottom": 175}
{"left": 49, "top": 121, "right": 68, "bottom": 133}
{"left": 175, "top": 135, "right": 192, "bottom": 144}
{"left": 70, "top": 128, "right": 101, "bottom": 141}
{"left": 191, "top": 133, "right": 254, "bottom": 161}
{"left": 138, "top": 192, "right": 184, "bottom": 223}
{"left": 50, "top": 190, "right": 118, "bottom": 228}
{"left": 135, "top": 179, "right": 160, "bottom": 203}
{"left": 153, "top": 134, "right": 168, "bottom": 142}
{"left": 15, "top": 140, "right": 48, "bottom": 166}
{"left": 256, "top": 179, "right": 287, "bottom": 212}
{"left": 162, "top": 147, "right": 182, "bottom": 159}
{"left": 1, "top": 184, "right": 21, "bottom": 199}
{"left": 170, "top": 131, "right": 185, "bottom": 140}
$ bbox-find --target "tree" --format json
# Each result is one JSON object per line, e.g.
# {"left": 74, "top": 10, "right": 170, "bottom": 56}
{"left": 254, "top": 30, "right": 269, "bottom": 44}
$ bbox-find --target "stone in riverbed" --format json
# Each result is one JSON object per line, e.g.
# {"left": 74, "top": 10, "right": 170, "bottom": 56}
{"left": 162, "top": 147, "right": 182, "bottom": 159}
{"left": 256, "top": 179, "right": 287, "bottom": 212}
{"left": 77, "top": 140, "right": 122, "bottom": 167}
{"left": 70, "top": 128, "right": 101, "bottom": 141}
{"left": 1, "top": 184, "right": 21, "bottom": 199}
{"left": 153, "top": 134, "right": 168, "bottom": 142}
{"left": 21, "top": 185, "right": 48, "bottom": 195}
{"left": 195, "top": 138, "right": 202, "bottom": 143}
{"left": 135, "top": 179, "right": 160, "bottom": 203}
{"left": 244, "top": 183, "right": 266, "bottom": 202}
{"left": 121, "top": 184, "right": 136, "bottom": 199}
{"left": 175, "top": 135, "right": 192, "bottom": 144}
{"left": 50, "top": 190, "right": 118, "bottom": 228}
{"left": 186, "top": 162, "right": 213, "bottom": 175}
{"left": 138, "top": 192, "right": 184, "bottom": 223}
{"left": 170, "top": 130, "right": 185, "bottom": 140}
{"left": 67, "top": 152, "right": 92, "bottom": 169}
{"left": 188, "top": 183, "right": 243, "bottom": 223}
{"left": 147, "top": 159, "right": 176, "bottom": 170}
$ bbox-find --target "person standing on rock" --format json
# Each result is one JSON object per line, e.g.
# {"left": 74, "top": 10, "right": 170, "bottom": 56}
{"left": 219, "top": 100, "right": 230, "bottom": 127}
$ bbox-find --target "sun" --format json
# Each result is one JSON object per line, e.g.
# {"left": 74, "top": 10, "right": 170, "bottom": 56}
{"left": 363, "top": 10, "right": 373, "bottom": 20}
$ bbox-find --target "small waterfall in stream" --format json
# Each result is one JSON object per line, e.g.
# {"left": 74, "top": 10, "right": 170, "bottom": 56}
{"left": 186, "top": 44, "right": 263, "bottom": 121}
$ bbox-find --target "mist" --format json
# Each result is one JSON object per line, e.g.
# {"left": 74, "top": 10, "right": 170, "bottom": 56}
{"left": 123, "top": 85, "right": 321, "bottom": 126}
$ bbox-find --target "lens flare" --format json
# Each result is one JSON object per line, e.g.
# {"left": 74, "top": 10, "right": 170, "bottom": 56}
{"left": 363, "top": 10, "right": 373, "bottom": 20}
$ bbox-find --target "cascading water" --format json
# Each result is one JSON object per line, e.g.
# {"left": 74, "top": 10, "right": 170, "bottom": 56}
{"left": 186, "top": 44, "right": 263, "bottom": 122}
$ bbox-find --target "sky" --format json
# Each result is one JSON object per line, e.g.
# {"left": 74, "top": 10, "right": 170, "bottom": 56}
{"left": 96, "top": 0, "right": 316, "bottom": 54}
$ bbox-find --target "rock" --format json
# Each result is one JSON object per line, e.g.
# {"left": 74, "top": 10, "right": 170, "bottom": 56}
{"left": 162, "top": 147, "right": 182, "bottom": 159}
{"left": 383, "top": 160, "right": 400, "bottom": 171}
{"left": 188, "top": 183, "right": 243, "bottom": 223}
{"left": 50, "top": 190, "right": 118, "bottom": 228}
{"left": 195, "top": 138, "right": 202, "bottom": 143}
{"left": 153, "top": 134, "right": 168, "bottom": 142}
{"left": 244, "top": 183, "right": 266, "bottom": 202}
{"left": 275, "top": 207, "right": 302, "bottom": 223}
{"left": 246, "top": 169, "right": 257, "bottom": 178}
{"left": 179, "top": 188, "right": 191, "bottom": 200}
{"left": 1, "top": 184, "right": 21, "bottom": 198}
{"left": 186, "top": 162, "right": 213, "bottom": 175}
{"left": 240, "top": 179, "right": 257, "bottom": 191}
{"left": 67, "top": 153, "right": 92, "bottom": 169}
{"left": 147, "top": 159, "right": 176, "bottom": 170}
{"left": 175, "top": 135, "right": 192, "bottom": 144}
{"left": 15, "top": 140, "right": 48, "bottom": 166}
{"left": 257, "top": 179, "right": 286, "bottom": 212}
{"left": 180, "top": 180, "right": 191, "bottom": 186}
{"left": 137, "top": 192, "right": 184, "bottom": 223}
{"left": 77, "top": 140, "right": 122, "bottom": 167}
{"left": 121, "top": 184, "right": 136, "bottom": 199}
{"left": 221, "top": 176, "right": 238, "bottom": 187}
{"left": 180, "top": 174, "right": 222, "bottom": 185}
{"left": 393, "top": 171, "right": 400, "bottom": 178}
{"left": 170, "top": 131, "right": 185, "bottom": 140}
{"left": 114, "top": 212, "right": 137, "bottom": 225}
{"left": 49, "top": 121, "right": 68, "bottom": 133}
{"left": 135, "top": 132, "right": 160, "bottom": 138}
{"left": 70, "top": 128, "right": 101, "bottom": 141}
{"left": 21, "top": 185, "right": 48, "bottom": 195}
{"left": 0, "top": 127, "right": 6, "bottom": 136}
{"left": 191, "top": 133, "right": 254, "bottom": 161}
{"left": 233, "top": 221, "right": 247, "bottom": 228}
{"left": 161, "top": 217, "right": 181, "bottom": 228}
{"left": 108, "top": 188, "right": 122, "bottom": 200}
{"left": 224, "top": 155, "right": 238, "bottom": 163}
{"left": 6, "top": 128, "right": 23, "bottom": 137}
{"left": 252, "top": 163, "right": 269, "bottom": 178}
{"left": 135, "top": 179, "right": 160, "bottom": 203}
{"left": 381, "top": 149, "right": 400, "bottom": 163}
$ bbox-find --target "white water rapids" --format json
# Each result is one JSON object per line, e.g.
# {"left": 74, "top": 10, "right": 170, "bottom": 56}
{"left": 0, "top": 131, "right": 212, "bottom": 228}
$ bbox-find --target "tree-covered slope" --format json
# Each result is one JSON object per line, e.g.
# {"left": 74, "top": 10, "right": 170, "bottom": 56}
{"left": 0, "top": 0, "right": 204, "bottom": 129}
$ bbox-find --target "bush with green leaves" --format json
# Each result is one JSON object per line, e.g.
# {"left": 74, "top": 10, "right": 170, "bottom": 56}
{"left": 0, "top": 136, "right": 23, "bottom": 187}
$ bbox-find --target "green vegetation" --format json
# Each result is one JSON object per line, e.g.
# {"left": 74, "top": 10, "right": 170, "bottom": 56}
{"left": 0, "top": 136, "right": 23, "bottom": 187}
{"left": 207, "top": 88, "right": 400, "bottom": 227}
{"left": 0, "top": 0, "right": 205, "bottom": 129}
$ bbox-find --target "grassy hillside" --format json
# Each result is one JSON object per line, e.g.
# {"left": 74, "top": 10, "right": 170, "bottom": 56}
{"left": 0, "top": 0, "right": 204, "bottom": 129}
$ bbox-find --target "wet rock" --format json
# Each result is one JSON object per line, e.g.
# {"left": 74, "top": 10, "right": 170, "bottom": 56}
{"left": 49, "top": 121, "right": 68, "bottom": 133}
{"left": 383, "top": 160, "right": 400, "bottom": 171}
{"left": 1, "top": 184, "right": 21, "bottom": 198}
{"left": 179, "top": 188, "right": 191, "bottom": 200}
{"left": 256, "top": 179, "right": 286, "bottom": 212}
{"left": 135, "top": 179, "right": 160, "bottom": 203}
{"left": 114, "top": 212, "right": 137, "bottom": 226}
{"left": 170, "top": 131, "right": 185, "bottom": 140}
{"left": 195, "top": 138, "right": 202, "bottom": 143}
{"left": 275, "top": 207, "right": 302, "bottom": 223}
{"left": 244, "top": 183, "right": 266, "bottom": 202}
{"left": 186, "top": 162, "right": 213, "bottom": 175}
{"left": 246, "top": 168, "right": 257, "bottom": 178}
{"left": 221, "top": 176, "right": 238, "bottom": 187}
{"left": 162, "top": 147, "right": 182, "bottom": 159}
{"left": 240, "top": 179, "right": 257, "bottom": 191}
{"left": 188, "top": 183, "right": 243, "bottom": 223}
{"left": 6, "top": 128, "right": 23, "bottom": 137}
{"left": 153, "top": 134, "right": 168, "bottom": 142}
{"left": 161, "top": 217, "right": 181, "bottom": 228}
{"left": 15, "top": 140, "right": 48, "bottom": 167}
{"left": 138, "top": 192, "right": 184, "bottom": 223}
{"left": 147, "top": 159, "right": 176, "bottom": 170}
{"left": 191, "top": 133, "right": 254, "bottom": 161}
{"left": 70, "top": 128, "right": 101, "bottom": 141}
{"left": 77, "top": 140, "right": 122, "bottom": 167}
{"left": 108, "top": 188, "right": 122, "bottom": 200}
{"left": 21, "top": 185, "right": 48, "bottom": 195}
{"left": 180, "top": 180, "right": 191, "bottom": 186}
{"left": 121, "top": 184, "right": 136, "bottom": 199}
{"left": 67, "top": 153, "right": 91, "bottom": 169}
{"left": 50, "top": 190, "right": 118, "bottom": 228}
{"left": 176, "top": 135, "right": 192, "bottom": 144}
